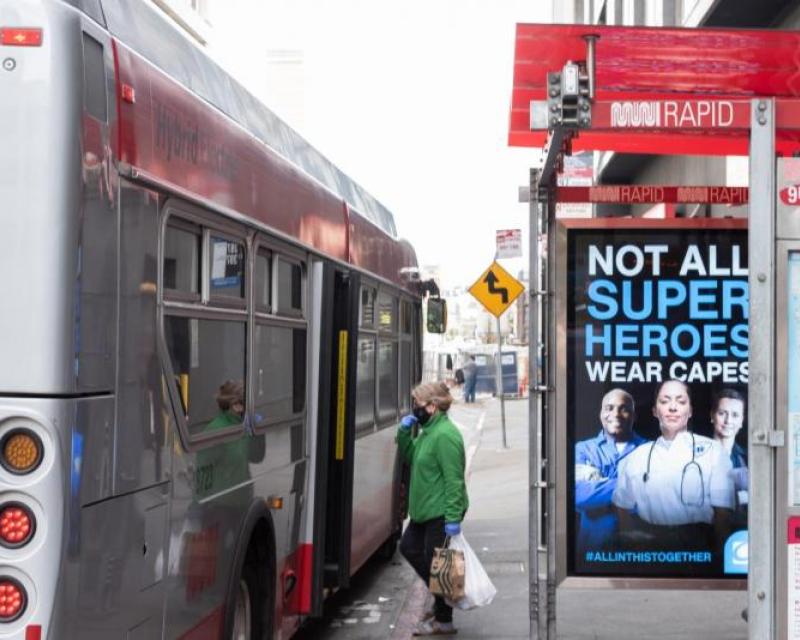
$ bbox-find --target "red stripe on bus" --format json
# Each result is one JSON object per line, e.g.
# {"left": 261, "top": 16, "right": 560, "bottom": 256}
{"left": 176, "top": 606, "right": 223, "bottom": 640}
{"left": 295, "top": 543, "right": 314, "bottom": 614}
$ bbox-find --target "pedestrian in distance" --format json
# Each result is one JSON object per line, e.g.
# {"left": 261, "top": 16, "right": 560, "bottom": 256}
{"left": 613, "top": 380, "right": 735, "bottom": 552}
{"left": 574, "top": 388, "right": 646, "bottom": 554}
{"left": 397, "top": 381, "right": 469, "bottom": 636}
{"left": 462, "top": 356, "right": 478, "bottom": 403}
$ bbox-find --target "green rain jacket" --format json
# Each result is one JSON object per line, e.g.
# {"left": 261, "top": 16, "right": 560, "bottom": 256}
{"left": 396, "top": 411, "right": 469, "bottom": 524}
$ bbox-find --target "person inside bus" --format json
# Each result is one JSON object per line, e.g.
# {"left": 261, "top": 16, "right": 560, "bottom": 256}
{"left": 612, "top": 380, "right": 735, "bottom": 552}
{"left": 397, "top": 382, "right": 468, "bottom": 637}
{"left": 710, "top": 388, "right": 748, "bottom": 528}
{"left": 574, "top": 388, "right": 646, "bottom": 554}
{"left": 196, "top": 379, "right": 262, "bottom": 495}
{"left": 209, "top": 379, "right": 245, "bottom": 429}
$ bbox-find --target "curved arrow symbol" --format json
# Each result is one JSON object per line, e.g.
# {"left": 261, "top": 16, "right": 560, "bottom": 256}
{"left": 483, "top": 270, "right": 508, "bottom": 303}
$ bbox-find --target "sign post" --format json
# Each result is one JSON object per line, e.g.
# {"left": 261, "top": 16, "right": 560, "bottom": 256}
{"left": 469, "top": 260, "right": 525, "bottom": 449}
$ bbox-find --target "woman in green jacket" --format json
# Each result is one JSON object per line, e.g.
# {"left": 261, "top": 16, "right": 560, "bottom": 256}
{"left": 397, "top": 381, "right": 468, "bottom": 636}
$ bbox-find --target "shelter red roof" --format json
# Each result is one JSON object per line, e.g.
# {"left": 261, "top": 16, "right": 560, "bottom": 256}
{"left": 510, "top": 24, "right": 800, "bottom": 155}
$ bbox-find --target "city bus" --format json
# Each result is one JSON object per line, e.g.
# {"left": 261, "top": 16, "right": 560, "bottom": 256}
{"left": 0, "top": 1, "right": 445, "bottom": 638}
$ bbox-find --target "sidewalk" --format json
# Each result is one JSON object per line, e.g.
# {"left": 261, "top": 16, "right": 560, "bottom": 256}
{"left": 400, "top": 396, "right": 749, "bottom": 640}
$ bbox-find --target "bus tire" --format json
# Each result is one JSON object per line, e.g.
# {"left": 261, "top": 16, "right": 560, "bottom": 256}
{"left": 231, "top": 546, "right": 274, "bottom": 640}
{"left": 225, "top": 507, "right": 276, "bottom": 640}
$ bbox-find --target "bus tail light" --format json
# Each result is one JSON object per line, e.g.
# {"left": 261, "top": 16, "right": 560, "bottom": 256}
{"left": 0, "top": 28, "right": 43, "bottom": 47}
{"left": 0, "top": 504, "right": 34, "bottom": 548}
{"left": 1, "top": 431, "right": 43, "bottom": 475}
{"left": 0, "top": 577, "right": 26, "bottom": 621}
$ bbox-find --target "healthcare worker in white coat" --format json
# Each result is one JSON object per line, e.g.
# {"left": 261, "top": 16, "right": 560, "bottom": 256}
{"left": 612, "top": 380, "right": 735, "bottom": 550}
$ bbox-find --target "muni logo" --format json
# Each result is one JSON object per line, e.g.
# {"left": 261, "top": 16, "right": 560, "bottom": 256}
{"left": 724, "top": 530, "right": 748, "bottom": 574}
{"left": 610, "top": 101, "right": 660, "bottom": 127}
{"left": 610, "top": 100, "right": 736, "bottom": 128}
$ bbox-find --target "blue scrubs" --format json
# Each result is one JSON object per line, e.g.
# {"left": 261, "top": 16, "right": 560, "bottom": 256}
{"left": 575, "top": 429, "right": 646, "bottom": 553}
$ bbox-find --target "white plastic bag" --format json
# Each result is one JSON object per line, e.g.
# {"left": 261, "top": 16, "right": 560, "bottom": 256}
{"left": 444, "top": 533, "right": 497, "bottom": 610}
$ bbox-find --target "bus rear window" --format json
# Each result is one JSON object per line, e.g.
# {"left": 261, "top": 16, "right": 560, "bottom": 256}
{"left": 164, "top": 224, "right": 200, "bottom": 294}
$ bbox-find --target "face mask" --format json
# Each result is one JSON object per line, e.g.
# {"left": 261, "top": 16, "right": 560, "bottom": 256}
{"left": 413, "top": 405, "right": 431, "bottom": 425}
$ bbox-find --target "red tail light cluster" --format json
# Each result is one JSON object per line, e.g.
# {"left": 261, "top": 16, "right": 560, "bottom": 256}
{"left": 0, "top": 578, "right": 25, "bottom": 621}
{"left": 0, "top": 505, "right": 34, "bottom": 548}
{"left": 0, "top": 28, "right": 43, "bottom": 47}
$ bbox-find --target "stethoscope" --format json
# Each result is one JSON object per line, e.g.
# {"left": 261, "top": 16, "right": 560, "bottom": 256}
{"left": 642, "top": 432, "right": 705, "bottom": 508}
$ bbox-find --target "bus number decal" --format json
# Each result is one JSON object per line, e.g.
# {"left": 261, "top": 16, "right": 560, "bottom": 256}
{"left": 194, "top": 463, "right": 214, "bottom": 494}
{"left": 336, "top": 330, "right": 348, "bottom": 460}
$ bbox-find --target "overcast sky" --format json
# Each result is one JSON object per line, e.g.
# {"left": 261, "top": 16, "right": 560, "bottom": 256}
{"left": 208, "top": 0, "right": 551, "bottom": 288}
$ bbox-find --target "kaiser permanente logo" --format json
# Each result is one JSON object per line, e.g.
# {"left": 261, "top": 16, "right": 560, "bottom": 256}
{"left": 610, "top": 101, "right": 735, "bottom": 128}
{"left": 724, "top": 530, "right": 748, "bottom": 575}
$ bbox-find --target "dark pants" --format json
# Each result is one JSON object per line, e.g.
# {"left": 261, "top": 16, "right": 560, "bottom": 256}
{"left": 463, "top": 378, "right": 476, "bottom": 403}
{"left": 399, "top": 517, "right": 453, "bottom": 623}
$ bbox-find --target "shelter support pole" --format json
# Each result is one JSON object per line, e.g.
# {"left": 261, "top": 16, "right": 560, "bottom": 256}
{"left": 748, "top": 98, "right": 777, "bottom": 640}
{"left": 529, "top": 167, "right": 556, "bottom": 640}
{"left": 529, "top": 168, "right": 545, "bottom": 640}
{"left": 545, "top": 178, "right": 558, "bottom": 640}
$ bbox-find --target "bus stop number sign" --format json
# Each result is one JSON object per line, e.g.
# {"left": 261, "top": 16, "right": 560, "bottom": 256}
{"left": 468, "top": 261, "right": 525, "bottom": 318}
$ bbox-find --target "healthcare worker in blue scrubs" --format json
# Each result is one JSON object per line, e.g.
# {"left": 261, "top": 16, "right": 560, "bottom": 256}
{"left": 575, "top": 388, "right": 646, "bottom": 553}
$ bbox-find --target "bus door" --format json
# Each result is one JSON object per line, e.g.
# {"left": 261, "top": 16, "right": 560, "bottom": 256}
{"left": 308, "top": 264, "right": 360, "bottom": 612}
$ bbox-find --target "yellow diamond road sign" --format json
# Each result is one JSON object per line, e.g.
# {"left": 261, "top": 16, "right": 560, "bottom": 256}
{"left": 468, "top": 261, "right": 525, "bottom": 318}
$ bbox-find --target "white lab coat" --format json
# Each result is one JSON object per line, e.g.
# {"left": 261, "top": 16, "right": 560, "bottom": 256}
{"left": 612, "top": 431, "right": 734, "bottom": 526}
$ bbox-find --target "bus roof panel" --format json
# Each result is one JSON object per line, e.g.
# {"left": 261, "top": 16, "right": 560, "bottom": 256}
{"left": 101, "top": 0, "right": 397, "bottom": 237}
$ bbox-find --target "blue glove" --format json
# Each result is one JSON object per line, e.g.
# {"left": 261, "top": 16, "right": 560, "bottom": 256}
{"left": 400, "top": 414, "right": 418, "bottom": 429}
{"left": 445, "top": 522, "right": 461, "bottom": 536}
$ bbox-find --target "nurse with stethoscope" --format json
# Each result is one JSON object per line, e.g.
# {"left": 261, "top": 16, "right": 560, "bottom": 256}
{"left": 613, "top": 380, "right": 735, "bottom": 549}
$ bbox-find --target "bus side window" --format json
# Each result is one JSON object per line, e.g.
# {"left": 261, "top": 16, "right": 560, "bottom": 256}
{"left": 399, "top": 300, "right": 413, "bottom": 413}
{"left": 355, "top": 337, "right": 376, "bottom": 435}
{"left": 164, "top": 222, "right": 201, "bottom": 295}
{"left": 254, "top": 324, "right": 306, "bottom": 426}
{"left": 276, "top": 257, "right": 303, "bottom": 316}
{"left": 209, "top": 236, "right": 245, "bottom": 300}
{"left": 377, "top": 291, "right": 399, "bottom": 425}
{"left": 163, "top": 316, "right": 246, "bottom": 438}
{"left": 255, "top": 249, "right": 271, "bottom": 311}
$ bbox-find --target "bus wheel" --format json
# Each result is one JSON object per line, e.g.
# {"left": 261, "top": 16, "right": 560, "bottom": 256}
{"left": 232, "top": 575, "right": 253, "bottom": 640}
{"left": 232, "top": 558, "right": 272, "bottom": 640}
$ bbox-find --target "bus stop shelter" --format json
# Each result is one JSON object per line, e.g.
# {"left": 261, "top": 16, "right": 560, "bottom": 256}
{"left": 509, "top": 23, "right": 800, "bottom": 640}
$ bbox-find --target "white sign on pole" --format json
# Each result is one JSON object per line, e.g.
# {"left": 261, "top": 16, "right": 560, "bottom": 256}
{"left": 496, "top": 229, "right": 522, "bottom": 259}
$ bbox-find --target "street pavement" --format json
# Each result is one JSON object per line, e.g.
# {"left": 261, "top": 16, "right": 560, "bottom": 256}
{"left": 297, "top": 393, "right": 750, "bottom": 639}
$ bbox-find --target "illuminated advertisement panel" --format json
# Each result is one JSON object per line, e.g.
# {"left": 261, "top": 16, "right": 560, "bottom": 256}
{"left": 565, "top": 222, "right": 748, "bottom": 579}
